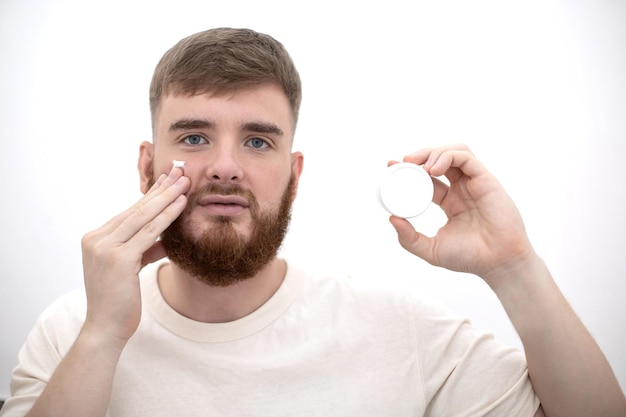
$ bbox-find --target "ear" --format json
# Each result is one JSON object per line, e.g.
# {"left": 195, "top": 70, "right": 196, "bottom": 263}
{"left": 289, "top": 151, "right": 304, "bottom": 201}
{"left": 138, "top": 141, "right": 154, "bottom": 194}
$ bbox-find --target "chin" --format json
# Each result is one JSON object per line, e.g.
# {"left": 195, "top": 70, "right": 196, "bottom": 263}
{"left": 187, "top": 215, "right": 252, "bottom": 241}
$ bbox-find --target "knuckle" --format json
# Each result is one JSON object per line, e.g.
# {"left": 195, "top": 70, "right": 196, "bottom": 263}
{"left": 130, "top": 201, "right": 148, "bottom": 220}
{"left": 81, "top": 230, "right": 100, "bottom": 251}
{"left": 141, "top": 221, "right": 157, "bottom": 236}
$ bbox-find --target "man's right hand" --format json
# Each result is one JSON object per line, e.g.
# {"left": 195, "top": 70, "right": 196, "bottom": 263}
{"left": 79, "top": 165, "right": 189, "bottom": 345}
{"left": 22, "top": 166, "right": 189, "bottom": 417}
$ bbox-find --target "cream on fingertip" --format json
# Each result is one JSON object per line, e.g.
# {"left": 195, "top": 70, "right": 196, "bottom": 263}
{"left": 172, "top": 160, "right": 186, "bottom": 172}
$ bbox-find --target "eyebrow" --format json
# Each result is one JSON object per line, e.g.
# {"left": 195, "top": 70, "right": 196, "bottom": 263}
{"left": 242, "top": 121, "right": 284, "bottom": 137}
{"left": 168, "top": 118, "right": 284, "bottom": 137}
{"left": 169, "top": 118, "right": 215, "bottom": 132}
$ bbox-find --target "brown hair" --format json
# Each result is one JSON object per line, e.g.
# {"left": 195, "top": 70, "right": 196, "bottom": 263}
{"left": 149, "top": 27, "right": 302, "bottom": 132}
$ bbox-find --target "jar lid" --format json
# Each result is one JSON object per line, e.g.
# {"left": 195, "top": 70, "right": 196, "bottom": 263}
{"left": 377, "top": 162, "right": 433, "bottom": 218}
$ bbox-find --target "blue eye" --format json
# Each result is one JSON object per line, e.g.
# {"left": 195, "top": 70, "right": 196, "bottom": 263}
{"left": 248, "top": 137, "right": 268, "bottom": 149}
{"left": 184, "top": 135, "right": 206, "bottom": 145}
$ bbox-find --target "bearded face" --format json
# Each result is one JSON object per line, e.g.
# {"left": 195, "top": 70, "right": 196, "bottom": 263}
{"left": 149, "top": 172, "right": 295, "bottom": 287}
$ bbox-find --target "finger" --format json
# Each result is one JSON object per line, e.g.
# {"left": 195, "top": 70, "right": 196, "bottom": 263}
{"left": 90, "top": 168, "right": 180, "bottom": 239}
{"left": 408, "top": 148, "right": 486, "bottom": 182}
{"left": 136, "top": 166, "right": 186, "bottom": 212}
{"left": 113, "top": 178, "right": 189, "bottom": 245}
{"left": 431, "top": 150, "right": 485, "bottom": 179}
{"left": 96, "top": 194, "right": 187, "bottom": 271}
{"left": 402, "top": 143, "right": 472, "bottom": 166}
{"left": 388, "top": 216, "right": 436, "bottom": 265}
{"left": 130, "top": 193, "right": 188, "bottom": 250}
{"left": 112, "top": 166, "right": 186, "bottom": 237}
{"left": 427, "top": 151, "right": 468, "bottom": 184}
{"left": 431, "top": 176, "right": 450, "bottom": 207}
{"left": 148, "top": 173, "right": 168, "bottom": 192}
{"left": 402, "top": 145, "right": 463, "bottom": 184}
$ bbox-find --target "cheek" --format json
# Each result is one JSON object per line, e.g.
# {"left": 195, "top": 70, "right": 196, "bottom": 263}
{"left": 260, "top": 175, "right": 292, "bottom": 207}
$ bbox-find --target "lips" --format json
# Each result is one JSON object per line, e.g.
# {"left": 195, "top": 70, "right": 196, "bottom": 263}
{"left": 198, "top": 194, "right": 249, "bottom": 207}
{"left": 197, "top": 194, "right": 250, "bottom": 216}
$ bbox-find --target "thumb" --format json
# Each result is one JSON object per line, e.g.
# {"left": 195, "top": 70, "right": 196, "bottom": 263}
{"left": 389, "top": 216, "right": 434, "bottom": 264}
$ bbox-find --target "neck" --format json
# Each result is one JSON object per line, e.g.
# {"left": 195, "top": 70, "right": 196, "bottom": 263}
{"left": 157, "top": 258, "right": 287, "bottom": 323}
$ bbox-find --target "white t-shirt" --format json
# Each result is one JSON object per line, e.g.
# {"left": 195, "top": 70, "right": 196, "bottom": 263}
{"left": 1, "top": 260, "right": 539, "bottom": 416}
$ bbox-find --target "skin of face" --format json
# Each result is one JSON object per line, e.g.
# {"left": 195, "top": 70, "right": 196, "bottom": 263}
{"left": 138, "top": 83, "right": 304, "bottom": 245}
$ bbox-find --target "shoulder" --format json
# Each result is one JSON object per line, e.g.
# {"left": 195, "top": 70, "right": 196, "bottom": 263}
{"left": 288, "top": 261, "right": 464, "bottom": 338}
{"left": 292, "top": 262, "right": 455, "bottom": 314}
{"left": 29, "top": 288, "right": 86, "bottom": 356}
{"left": 39, "top": 288, "right": 86, "bottom": 322}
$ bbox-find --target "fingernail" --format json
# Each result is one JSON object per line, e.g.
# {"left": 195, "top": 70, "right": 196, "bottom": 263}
{"left": 154, "top": 173, "right": 167, "bottom": 187}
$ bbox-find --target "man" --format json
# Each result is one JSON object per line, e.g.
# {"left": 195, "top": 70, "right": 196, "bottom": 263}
{"left": 1, "top": 27, "right": 624, "bottom": 417}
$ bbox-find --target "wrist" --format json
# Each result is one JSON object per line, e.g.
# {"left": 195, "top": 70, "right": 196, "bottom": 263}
{"left": 485, "top": 253, "right": 561, "bottom": 336}
{"left": 78, "top": 322, "right": 131, "bottom": 358}
{"left": 481, "top": 248, "right": 544, "bottom": 293}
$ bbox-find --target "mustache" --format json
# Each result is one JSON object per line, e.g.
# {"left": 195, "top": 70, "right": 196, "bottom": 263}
{"left": 185, "top": 183, "right": 259, "bottom": 213}
{"left": 189, "top": 183, "right": 248, "bottom": 198}
{"left": 147, "top": 169, "right": 251, "bottom": 201}
{"left": 147, "top": 168, "right": 261, "bottom": 215}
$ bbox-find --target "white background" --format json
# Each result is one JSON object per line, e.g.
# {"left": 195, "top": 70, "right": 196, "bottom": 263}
{"left": 1, "top": 0, "right": 625, "bottom": 399}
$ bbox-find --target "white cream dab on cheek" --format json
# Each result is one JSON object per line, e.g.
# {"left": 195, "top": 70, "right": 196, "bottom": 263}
{"left": 172, "top": 160, "right": 186, "bottom": 171}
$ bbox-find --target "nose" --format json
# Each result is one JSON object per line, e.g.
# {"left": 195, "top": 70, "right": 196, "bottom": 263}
{"left": 204, "top": 142, "right": 244, "bottom": 184}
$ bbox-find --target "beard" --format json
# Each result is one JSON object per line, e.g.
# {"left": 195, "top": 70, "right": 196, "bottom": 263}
{"left": 149, "top": 172, "right": 295, "bottom": 287}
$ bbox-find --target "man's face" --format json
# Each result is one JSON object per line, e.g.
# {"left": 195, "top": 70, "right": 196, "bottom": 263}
{"left": 140, "top": 83, "right": 303, "bottom": 285}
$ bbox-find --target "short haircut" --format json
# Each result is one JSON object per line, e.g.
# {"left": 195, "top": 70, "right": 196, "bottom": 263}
{"left": 149, "top": 27, "right": 302, "bottom": 132}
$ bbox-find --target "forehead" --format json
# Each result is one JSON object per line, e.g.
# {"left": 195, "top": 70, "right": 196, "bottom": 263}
{"left": 155, "top": 83, "right": 294, "bottom": 137}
